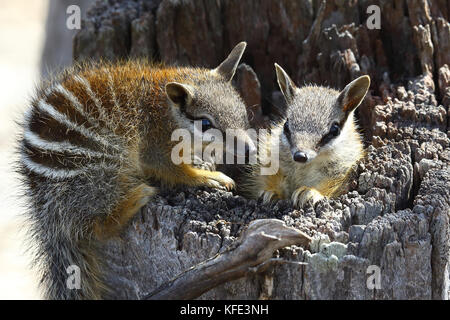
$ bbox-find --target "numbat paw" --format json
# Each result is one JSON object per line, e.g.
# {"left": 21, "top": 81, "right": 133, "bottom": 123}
{"left": 291, "top": 186, "right": 324, "bottom": 208}
{"left": 258, "top": 190, "right": 278, "bottom": 204}
{"left": 205, "top": 172, "right": 235, "bottom": 191}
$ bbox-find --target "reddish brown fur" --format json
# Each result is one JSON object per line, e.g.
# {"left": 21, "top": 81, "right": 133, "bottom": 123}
{"left": 19, "top": 59, "right": 243, "bottom": 299}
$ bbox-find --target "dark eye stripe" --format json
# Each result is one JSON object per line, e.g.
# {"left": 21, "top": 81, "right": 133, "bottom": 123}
{"left": 283, "top": 120, "right": 291, "bottom": 138}
{"left": 319, "top": 122, "right": 341, "bottom": 146}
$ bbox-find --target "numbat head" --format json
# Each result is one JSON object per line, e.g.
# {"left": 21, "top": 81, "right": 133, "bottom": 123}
{"left": 275, "top": 63, "right": 370, "bottom": 165}
{"left": 166, "top": 42, "right": 250, "bottom": 145}
{"left": 245, "top": 64, "right": 370, "bottom": 208}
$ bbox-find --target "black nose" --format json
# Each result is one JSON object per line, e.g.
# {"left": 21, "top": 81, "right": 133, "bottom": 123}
{"left": 293, "top": 151, "right": 308, "bottom": 163}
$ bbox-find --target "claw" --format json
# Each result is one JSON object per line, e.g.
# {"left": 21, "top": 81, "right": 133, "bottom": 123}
{"left": 291, "top": 186, "right": 324, "bottom": 208}
{"left": 259, "top": 190, "right": 276, "bottom": 204}
{"left": 205, "top": 172, "right": 235, "bottom": 191}
{"left": 224, "top": 181, "right": 235, "bottom": 191}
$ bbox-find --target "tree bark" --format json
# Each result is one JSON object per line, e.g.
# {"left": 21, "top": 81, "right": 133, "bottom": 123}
{"left": 74, "top": 0, "right": 449, "bottom": 300}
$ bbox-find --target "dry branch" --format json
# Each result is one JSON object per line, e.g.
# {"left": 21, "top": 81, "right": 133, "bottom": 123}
{"left": 145, "top": 219, "right": 311, "bottom": 300}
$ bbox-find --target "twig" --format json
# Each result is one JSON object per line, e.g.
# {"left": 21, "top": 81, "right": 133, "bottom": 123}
{"left": 143, "top": 219, "right": 312, "bottom": 300}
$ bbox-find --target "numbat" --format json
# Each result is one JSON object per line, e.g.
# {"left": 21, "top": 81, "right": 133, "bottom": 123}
{"left": 17, "top": 42, "right": 254, "bottom": 299}
{"left": 245, "top": 64, "right": 370, "bottom": 208}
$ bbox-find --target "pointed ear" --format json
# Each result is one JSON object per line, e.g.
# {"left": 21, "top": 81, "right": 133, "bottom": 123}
{"left": 338, "top": 75, "right": 370, "bottom": 113}
{"left": 165, "top": 82, "right": 194, "bottom": 107}
{"left": 213, "top": 42, "right": 247, "bottom": 82}
{"left": 275, "top": 63, "right": 297, "bottom": 103}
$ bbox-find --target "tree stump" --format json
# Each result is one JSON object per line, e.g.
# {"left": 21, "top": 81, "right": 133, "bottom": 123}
{"left": 74, "top": 0, "right": 449, "bottom": 299}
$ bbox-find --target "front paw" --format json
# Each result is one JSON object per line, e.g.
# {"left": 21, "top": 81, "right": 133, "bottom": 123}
{"left": 258, "top": 190, "right": 277, "bottom": 204}
{"left": 204, "top": 172, "right": 235, "bottom": 191}
{"left": 291, "top": 186, "right": 324, "bottom": 208}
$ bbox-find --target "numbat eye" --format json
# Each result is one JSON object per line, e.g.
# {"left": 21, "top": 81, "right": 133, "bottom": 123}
{"left": 283, "top": 120, "right": 291, "bottom": 138}
{"left": 320, "top": 122, "right": 341, "bottom": 146}
{"left": 329, "top": 122, "right": 340, "bottom": 137}
{"left": 201, "top": 118, "right": 213, "bottom": 132}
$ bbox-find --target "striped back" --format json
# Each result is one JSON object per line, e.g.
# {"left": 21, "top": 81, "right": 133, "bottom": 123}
{"left": 19, "top": 68, "right": 129, "bottom": 181}
{"left": 18, "top": 61, "right": 220, "bottom": 182}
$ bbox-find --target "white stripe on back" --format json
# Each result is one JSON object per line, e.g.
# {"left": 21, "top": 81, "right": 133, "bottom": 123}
{"left": 21, "top": 152, "right": 82, "bottom": 179}
{"left": 23, "top": 129, "right": 119, "bottom": 159}
{"left": 21, "top": 151, "right": 119, "bottom": 180}
{"left": 73, "top": 75, "right": 112, "bottom": 128}
{"left": 52, "top": 84, "right": 100, "bottom": 127}
{"left": 35, "top": 99, "right": 120, "bottom": 152}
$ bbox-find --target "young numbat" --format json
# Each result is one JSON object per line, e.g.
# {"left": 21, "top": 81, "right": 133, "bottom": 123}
{"left": 16, "top": 42, "right": 254, "bottom": 299}
{"left": 245, "top": 64, "right": 370, "bottom": 208}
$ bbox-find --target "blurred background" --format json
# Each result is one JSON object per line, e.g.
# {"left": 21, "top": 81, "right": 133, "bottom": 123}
{"left": 0, "top": 0, "right": 88, "bottom": 299}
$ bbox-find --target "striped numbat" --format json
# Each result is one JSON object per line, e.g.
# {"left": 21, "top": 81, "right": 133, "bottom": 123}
{"left": 16, "top": 42, "right": 254, "bottom": 299}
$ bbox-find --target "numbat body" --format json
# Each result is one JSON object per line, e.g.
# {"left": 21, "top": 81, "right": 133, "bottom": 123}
{"left": 17, "top": 42, "right": 252, "bottom": 299}
{"left": 246, "top": 64, "right": 370, "bottom": 208}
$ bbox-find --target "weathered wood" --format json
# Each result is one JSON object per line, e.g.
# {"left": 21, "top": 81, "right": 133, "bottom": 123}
{"left": 144, "top": 219, "right": 311, "bottom": 300}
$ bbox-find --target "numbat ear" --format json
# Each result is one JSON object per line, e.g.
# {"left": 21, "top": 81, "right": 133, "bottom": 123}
{"left": 338, "top": 75, "right": 371, "bottom": 113}
{"left": 165, "top": 82, "right": 195, "bottom": 108}
{"left": 275, "top": 63, "right": 297, "bottom": 104}
{"left": 213, "top": 42, "right": 247, "bottom": 82}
